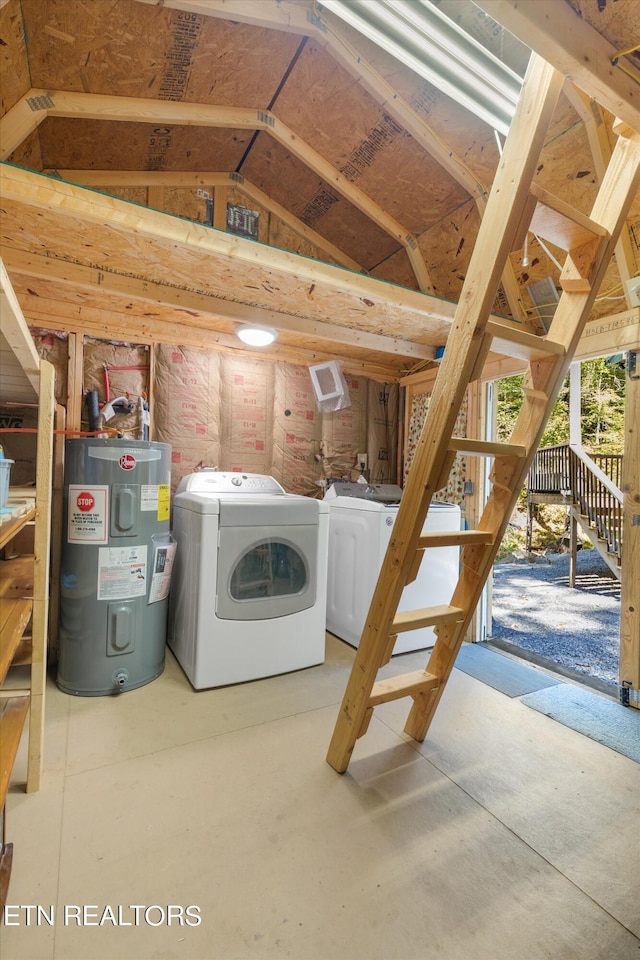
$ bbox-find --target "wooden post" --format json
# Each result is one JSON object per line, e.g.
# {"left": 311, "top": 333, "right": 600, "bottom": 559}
{"left": 620, "top": 350, "right": 639, "bottom": 708}
{"left": 67, "top": 332, "right": 84, "bottom": 431}
{"left": 27, "top": 360, "right": 54, "bottom": 793}
{"left": 47, "top": 403, "right": 66, "bottom": 662}
{"left": 213, "top": 186, "right": 228, "bottom": 230}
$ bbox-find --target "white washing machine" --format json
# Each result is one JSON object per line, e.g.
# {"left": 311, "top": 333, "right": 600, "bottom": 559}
{"left": 325, "top": 481, "right": 460, "bottom": 654}
{"left": 168, "top": 471, "right": 329, "bottom": 689}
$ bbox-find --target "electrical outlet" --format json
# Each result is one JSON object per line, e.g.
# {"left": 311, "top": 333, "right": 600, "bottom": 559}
{"left": 358, "top": 453, "right": 367, "bottom": 470}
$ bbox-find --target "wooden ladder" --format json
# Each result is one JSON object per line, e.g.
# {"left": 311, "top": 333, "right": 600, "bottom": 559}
{"left": 327, "top": 54, "right": 640, "bottom": 774}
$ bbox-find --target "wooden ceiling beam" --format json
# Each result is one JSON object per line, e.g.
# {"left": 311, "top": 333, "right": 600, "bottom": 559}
{"left": 44, "top": 169, "right": 366, "bottom": 274}
{"left": 1, "top": 249, "right": 435, "bottom": 362}
{"left": 477, "top": 1, "right": 640, "bottom": 133}
{"left": 20, "top": 297, "right": 403, "bottom": 382}
{"left": 0, "top": 163, "right": 448, "bottom": 321}
{"left": 6, "top": 88, "right": 432, "bottom": 292}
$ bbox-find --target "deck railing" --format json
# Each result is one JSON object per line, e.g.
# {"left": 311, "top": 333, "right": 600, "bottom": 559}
{"left": 527, "top": 444, "right": 623, "bottom": 565}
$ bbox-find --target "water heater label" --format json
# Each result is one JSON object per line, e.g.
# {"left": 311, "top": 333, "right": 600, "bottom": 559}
{"left": 97, "top": 545, "right": 148, "bottom": 600}
{"left": 140, "top": 483, "right": 170, "bottom": 521}
{"left": 68, "top": 485, "right": 108, "bottom": 543}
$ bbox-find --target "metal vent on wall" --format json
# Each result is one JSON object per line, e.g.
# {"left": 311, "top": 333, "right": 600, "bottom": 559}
{"left": 227, "top": 204, "right": 259, "bottom": 240}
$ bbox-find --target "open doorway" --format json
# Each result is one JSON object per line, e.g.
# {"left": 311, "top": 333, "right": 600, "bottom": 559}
{"left": 487, "top": 356, "right": 625, "bottom": 694}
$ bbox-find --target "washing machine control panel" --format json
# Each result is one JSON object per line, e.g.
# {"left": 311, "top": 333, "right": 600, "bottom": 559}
{"left": 176, "top": 470, "right": 286, "bottom": 496}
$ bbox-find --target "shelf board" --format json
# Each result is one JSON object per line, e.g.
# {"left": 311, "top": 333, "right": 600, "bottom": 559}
{"left": 0, "top": 555, "right": 35, "bottom": 597}
{"left": 0, "top": 598, "right": 33, "bottom": 684}
{"left": 0, "top": 696, "right": 29, "bottom": 806}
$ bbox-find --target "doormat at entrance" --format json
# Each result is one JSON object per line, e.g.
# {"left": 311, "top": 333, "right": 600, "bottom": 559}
{"left": 521, "top": 684, "right": 640, "bottom": 763}
{"left": 454, "top": 643, "right": 561, "bottom": 698}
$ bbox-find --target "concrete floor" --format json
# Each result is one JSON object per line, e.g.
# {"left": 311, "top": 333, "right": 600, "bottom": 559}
{"left": 2, "top": 634, "right": 639, "bottom": 960}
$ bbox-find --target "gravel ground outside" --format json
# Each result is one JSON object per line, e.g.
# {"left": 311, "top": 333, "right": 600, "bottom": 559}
{"left": 489, "top": 548, "right": 621, "bottom": 689}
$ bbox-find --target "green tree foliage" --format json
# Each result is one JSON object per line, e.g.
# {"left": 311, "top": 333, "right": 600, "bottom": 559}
{"left": 496, "top": 356, "right": 626, "bottom": 454}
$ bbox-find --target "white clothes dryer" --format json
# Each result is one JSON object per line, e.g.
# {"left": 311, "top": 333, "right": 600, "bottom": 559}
{"left": 324, "top": 482, "right": 460, "bottom": 654}
{"left": 168, "top": 471, "right": 328, "bottom": 688}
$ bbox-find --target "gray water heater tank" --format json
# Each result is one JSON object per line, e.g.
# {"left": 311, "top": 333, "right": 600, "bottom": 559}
{"left": 57, "top": 438, "right": 173, "bottom": 696}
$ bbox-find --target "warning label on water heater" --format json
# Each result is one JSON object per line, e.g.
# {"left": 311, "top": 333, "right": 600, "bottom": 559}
{"left": 68, "top": 485, "right": 109, "bottom": 543}
{"left": 97, "top": 545, "right": 148, "bottom": 600}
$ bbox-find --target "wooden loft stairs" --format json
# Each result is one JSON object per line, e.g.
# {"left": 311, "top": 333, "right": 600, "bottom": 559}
{"left": 326, "top": 54, "right": 640, "bottom": 774}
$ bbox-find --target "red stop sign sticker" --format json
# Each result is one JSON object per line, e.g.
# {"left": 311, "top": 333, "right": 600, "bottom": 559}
{"left": 119, "top": 454, "right": 136, "bottom": 471}
{"left": 76, "top": 491, "right": 95, "bottom": 512}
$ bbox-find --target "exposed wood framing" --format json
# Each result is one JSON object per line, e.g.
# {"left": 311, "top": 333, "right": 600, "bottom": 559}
{"left": 0, "top": 164, "right": 537, "bottom": 367}
{"left": 67, "top": 333, "right": 84, "bottom": 432}
{"left": 401, "top": 307, "right": 640, "bottom": 390}
{"left": 563, "top": 82, "right": 637, "bottom": 302}
{"left": 2, "top": 249, "right": 434, "bottom": 363}
{"left": 620, "top": 348, "right": 640, "bottom": 706}
{"left": 27, "top": 359, "right": 54, "bottom": 793}
{"left": 45, "top": 170, "right": 366, "bottom": 273}
{"left": 134, "top": 0, "right": 528, "bottom": 320}
{"left": 477, "top": 1, "right": 640, "bottom": 133}
{"left": 1, "top": 89, "right": 433, "bottom": 292}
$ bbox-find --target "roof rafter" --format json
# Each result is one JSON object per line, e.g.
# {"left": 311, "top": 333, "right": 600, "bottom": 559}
{"left": 134, "top": 0, "right": 529, "bottom": 320}
{"left": 1, "top": 88, "right": 433, "bottom": 292}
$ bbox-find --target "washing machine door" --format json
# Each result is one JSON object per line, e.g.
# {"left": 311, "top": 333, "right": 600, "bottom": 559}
{"left": 215, "top": 500, "right": 319, "bottom": 620}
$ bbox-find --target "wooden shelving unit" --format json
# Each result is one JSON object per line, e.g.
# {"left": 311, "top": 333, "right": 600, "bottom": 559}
{"left": 0, "top": 258, "right": 54, "bottom": 909}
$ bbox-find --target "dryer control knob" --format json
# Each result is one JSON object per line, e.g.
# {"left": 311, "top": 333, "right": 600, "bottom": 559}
{"left": 231, "top": 476, "right": 243, "bottom": 486}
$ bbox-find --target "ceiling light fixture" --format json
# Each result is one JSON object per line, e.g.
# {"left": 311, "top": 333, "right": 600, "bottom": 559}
{"left": 236, "top": 324, "right": 278, "bottom": 347}
{"left": 319, "top": 0, "right": 523, "bottom": 135}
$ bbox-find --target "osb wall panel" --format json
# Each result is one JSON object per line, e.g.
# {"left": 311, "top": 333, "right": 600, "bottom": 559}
{"left": 328, "top": 17, "right": 502, "bottom": 193}
{"left": 20, "top": 0, "right": 301, "bottom": 107}
{"left": 370, "top": 246, "right": 417, "bottom": 292}
{"left": 415, "top": 201, "right": 481, "bottom": 304}
{"left": 568, "top": 0, "right": 640, "bottom": 57}
{"left": 243, "top": 134, "right": 399, "bottom": 271}
{"left": 0, "top": 0, "right": 31, "bottom": 116}
{"left": 268, "top": 216, "right": 339, "bottom": 267}
{"left": 274, "top": 39, "right": 470, "bottom": 235}
{"left": 6, "top": 131, "right": 43, "bottom": 174}
{"left": 37, "top": 118, "right": 251, "bottom": 173}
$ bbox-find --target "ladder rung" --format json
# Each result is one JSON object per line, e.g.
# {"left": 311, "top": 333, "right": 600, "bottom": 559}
{"left": 417, "top": 530, "right": 494, "bottom": 548}
{"left": 449, "top": 438, "right": 527, "bottom": 458}
{"left": 529, "top": 183, "right": 608, "bottom": 250}
{"left": 392, "top": 604, "right": 464, "bottom": 633}
{"left": 369, "top": 670, "right": 439, "bottom": 706}
{"left": 485, "top": 320, "right": 565, "bottom": 362}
